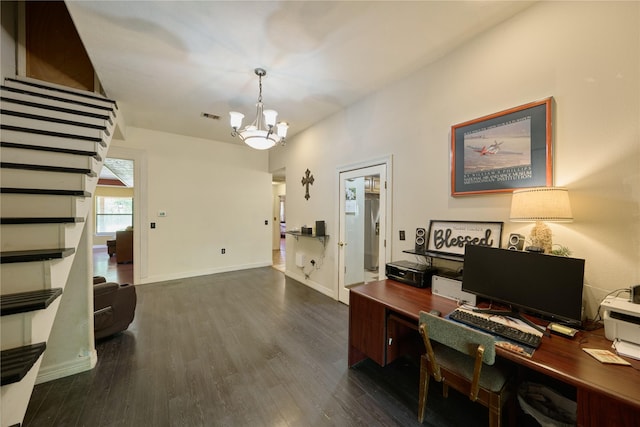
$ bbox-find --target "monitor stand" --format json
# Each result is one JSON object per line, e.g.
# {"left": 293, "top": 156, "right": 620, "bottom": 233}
{"left": 472, "top": 307, "right": 550, "bottom": 336}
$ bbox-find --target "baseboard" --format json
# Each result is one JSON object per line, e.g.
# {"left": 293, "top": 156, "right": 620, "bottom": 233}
{"left": 35, "top": 349, "right": 97, "bottom": 384}
{"left": 137, "top": 261, "right": 272, "bottom": 285}
{"left": 284, "top": 270, "right": 335, "bottom": 299}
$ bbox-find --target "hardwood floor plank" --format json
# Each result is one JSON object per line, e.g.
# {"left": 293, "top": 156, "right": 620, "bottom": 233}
{"left": 24, "top": 267, "right": 502, "bottom": 427}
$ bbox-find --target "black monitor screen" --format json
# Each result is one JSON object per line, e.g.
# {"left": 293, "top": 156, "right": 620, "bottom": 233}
{"left": 462, "top": 245, "right": 585, "bottom": 326}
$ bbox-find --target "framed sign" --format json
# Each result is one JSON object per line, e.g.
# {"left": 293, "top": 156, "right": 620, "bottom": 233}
{"left": 427, "top": 220, "right": 503, "bottom": 257}
{"left": 451, "top": 97, "right": 553, "bottom": 196}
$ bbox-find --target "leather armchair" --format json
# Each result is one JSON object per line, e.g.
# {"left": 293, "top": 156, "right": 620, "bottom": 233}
{"left": 93, "top": 277, "right": 137, "bottom": 340}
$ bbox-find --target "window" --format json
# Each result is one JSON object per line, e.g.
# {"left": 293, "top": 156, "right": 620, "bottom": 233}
{"left": 96, "top": 196, "right": 133, "bottom": 234}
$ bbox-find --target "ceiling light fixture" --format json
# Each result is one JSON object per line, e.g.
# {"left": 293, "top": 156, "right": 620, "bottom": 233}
{"left": 230, "top": 68, "right": 288, "bottom": 150}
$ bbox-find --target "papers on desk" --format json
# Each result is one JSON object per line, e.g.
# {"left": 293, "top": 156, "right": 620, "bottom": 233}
{"left": 583, "top": 348, "right": 632, "bottom": 366}
{"left": 613, "top": 339, "right": 640, "bottom": 361}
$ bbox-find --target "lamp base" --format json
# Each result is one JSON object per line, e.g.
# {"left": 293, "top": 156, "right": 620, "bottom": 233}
{"left": 529, "top": 221, "right": 552, "bottom": 254}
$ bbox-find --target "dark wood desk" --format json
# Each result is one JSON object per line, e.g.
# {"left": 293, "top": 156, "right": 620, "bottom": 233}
{"left": 348, "top": 280, "right": 640, "bottom": 427}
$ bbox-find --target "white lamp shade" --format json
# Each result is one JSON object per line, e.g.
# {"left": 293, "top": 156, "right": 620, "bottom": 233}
{"left": 510, "top": 187, "right": 573, "bottom": 222}
{"left": 229, "top": 111, "right": 244, "bottom": 128}
{"left": 276, "top": 122, "right": 289, "bottom": 138}
{"left": 263, "top": 109, "right": 278, "bottom": 127}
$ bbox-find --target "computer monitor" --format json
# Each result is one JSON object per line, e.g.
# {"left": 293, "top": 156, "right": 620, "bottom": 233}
{"left": 462, "top": 245, "right": 585, "bottom": 327}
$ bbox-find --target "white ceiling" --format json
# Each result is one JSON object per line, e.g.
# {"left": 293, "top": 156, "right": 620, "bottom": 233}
{"left": 66, "top": 1, "right": 534, "bottom": 145}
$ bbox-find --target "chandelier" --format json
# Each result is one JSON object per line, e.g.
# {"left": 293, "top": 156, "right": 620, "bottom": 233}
{"left": 229, "top": 68, "right": 288, "bottom": 150}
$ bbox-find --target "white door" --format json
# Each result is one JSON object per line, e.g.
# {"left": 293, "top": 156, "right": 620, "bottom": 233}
{"left": 338, "top": 163, "right": 387, "bottom": 304}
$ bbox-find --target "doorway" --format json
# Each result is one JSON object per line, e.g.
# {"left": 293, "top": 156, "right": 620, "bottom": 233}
{"left": 272, "top": 168, "right": 286, "bottom": 272}
{"left": 337, "top": 159, "right": 391, "bottom": 304}
{"left": 101, "top": 146, "right": 147, "bottom": 284}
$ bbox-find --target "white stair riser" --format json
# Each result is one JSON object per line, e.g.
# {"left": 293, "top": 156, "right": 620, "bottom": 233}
{"left": 0, "top": 129, "right": 108, "bottom": 156}
{"left": 1, "top": 299, "right": 61, "bottom": 351}
{"left": 0, "top": 76, "right": 114, "bottom": 427}
{"left": 3, "top": 78, "right": 116, "bottom": 110}
{"left": 1, "top": 355, "right": 43, "bottom": 427}
{"left": 1, "top": 146, "right": 99, "bottom": 170}
{"left": 1, "top": 193, "right": 90, "bottom": 218}
{"left": 1, "top": 100, "right": 113, "bottom": 130}
{"left": 0, "top": 88, "right": 116, "bottom": 119}
{"left": 1, "top": 114, "right": 108, "bottom": 140}
{"left": 0, "top": 256, "right": 74, "bottom": 294}
{"left": 1, "top": 168, "right": 97, "bottom": 192}
{"left": 0, "top": 222, "right": 84, "bottom": 252}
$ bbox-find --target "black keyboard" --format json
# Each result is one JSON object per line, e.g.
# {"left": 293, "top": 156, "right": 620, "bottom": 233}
{"left": 449, "top": 309, "right": 542, "bottom": 348}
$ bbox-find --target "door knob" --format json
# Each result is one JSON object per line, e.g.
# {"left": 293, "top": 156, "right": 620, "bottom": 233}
{"left": 338, "top": 241, "right": 347, "bottom": 247}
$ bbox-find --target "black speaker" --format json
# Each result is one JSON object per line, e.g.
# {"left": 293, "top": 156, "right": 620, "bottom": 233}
{"left": 508, "top": 233, "right": 525, "bottom": 251}
{"left": 315, "top": 220, "right": 325, "bottom": 237}
{"left": 415, "top": 228, "right": 426, "bottom": 252}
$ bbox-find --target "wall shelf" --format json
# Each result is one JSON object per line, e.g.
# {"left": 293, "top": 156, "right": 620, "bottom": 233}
{"left": 286, "top": 231, "right": 329, "bottom": 247}
{"left": 402, "top": 249, "right": 464, "bottom": 263}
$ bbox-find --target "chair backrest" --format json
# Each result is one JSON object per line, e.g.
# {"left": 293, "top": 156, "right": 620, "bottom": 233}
{"left": 419, "top": 311, "right": 497, "bottom": 365}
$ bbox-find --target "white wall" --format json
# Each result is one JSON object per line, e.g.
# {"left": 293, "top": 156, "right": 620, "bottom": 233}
{"left": 271, "top": 1, "right": 640, "bottom": 319}
{"left": 110, "top": 127, "right": 274, "bottom": 284}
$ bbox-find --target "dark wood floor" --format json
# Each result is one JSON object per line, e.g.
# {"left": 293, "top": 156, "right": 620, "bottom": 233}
{"left": 93, "top": 245, "right": 133, "bottom": 284}
{"left": 24, "top": 267, "right": 507, "bottom": 427}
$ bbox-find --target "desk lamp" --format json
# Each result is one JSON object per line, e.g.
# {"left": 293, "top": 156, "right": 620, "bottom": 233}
{"left": 509, "top": 187, "right": 573, "bottom": 254}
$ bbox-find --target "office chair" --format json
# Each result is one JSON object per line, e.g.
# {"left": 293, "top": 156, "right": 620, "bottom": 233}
{"left": 418, "top": 311, "right": 515, "bottom": 427}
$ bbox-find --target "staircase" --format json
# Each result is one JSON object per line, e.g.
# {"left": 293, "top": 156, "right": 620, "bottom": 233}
{"left": 0, "top": 77, "right": 117, "bottom": 427}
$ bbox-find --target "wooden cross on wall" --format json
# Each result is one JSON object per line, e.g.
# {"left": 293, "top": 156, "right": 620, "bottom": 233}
{"left": 301, "top": 169, "right": 314, "bottom": 200}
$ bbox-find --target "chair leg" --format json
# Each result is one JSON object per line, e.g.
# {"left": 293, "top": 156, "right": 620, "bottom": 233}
{"left": 488, "top": 393, "right": 502, "bottom": 427}
{"left": 418, "top": 355, "right": 430, "bottom": 423}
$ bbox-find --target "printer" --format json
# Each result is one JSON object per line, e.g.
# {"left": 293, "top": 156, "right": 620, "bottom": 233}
{"left": 600, "top": 296, "right": 640, "bottom": 346}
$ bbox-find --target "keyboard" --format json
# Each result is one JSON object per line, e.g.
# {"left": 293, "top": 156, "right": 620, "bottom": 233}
{"left": 449, "top": 309, "right": 542, "bottom": 348}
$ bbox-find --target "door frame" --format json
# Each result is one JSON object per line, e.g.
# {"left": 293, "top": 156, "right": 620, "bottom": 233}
{"left": 335, "top": 155, "right": 392, "bottom": 303}
{"left": 105, "top": 146, "right": 147, "bottom": 284}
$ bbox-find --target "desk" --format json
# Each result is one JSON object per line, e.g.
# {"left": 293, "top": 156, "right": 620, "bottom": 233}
{"left": 348, "top": 280, "right": 640, "bottom": 427}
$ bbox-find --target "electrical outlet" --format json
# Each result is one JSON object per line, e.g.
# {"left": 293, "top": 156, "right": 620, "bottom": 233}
{"left": 265, "top": 219, "right": 269, "bottom": 225}
{"left": 150, "top": 222, "right": 156, "bottom": 229}
{"left": 399, "top": 230, "right": 405, "bottom": 240}
{"left": 221, "top": 248, "right": 226, "bottom": 254}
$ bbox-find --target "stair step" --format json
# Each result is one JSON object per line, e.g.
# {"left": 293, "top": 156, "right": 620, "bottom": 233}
{"left": 0, "top": 342, "right": 46, "bottom": 386}
{"left": 4, "top": 77, "right": 117, "bottom": 110}
{"left": 1, "top": 162, "right": 95, "bottom": 177}
{"left": 0, "top": 141, "right": 101, "bottom": 161}
{"left": 0, "top": 248, "right": 75, "bottom": 264}
{"left": 1, "top": 95, "right": 112, "bottom": 123}
{"left": 0, "top": 188, "right": 91, "bottom": 197}
{"left": 0, "top": 217, "right": 84, "bottom": 225}
{"left": 1, "top": 85, "right": 114, "bottom": 123}
{"left": 1, "top": 288, "right": 63, "bottom": 316}
{"left": 1, "top": 109, "right": 110, "bottom": 136}
{"left": 1, "top": 192, "right": 90, "bottom": 219}
{"left": 1, "top": 144, "right": 100, "bottom": 171}
{"left": 0, "top": 125, "right": 107, "bottom": 147}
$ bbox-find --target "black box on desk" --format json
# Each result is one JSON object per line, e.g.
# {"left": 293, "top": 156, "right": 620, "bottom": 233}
{"left": 385, "top": 260, "right": 437, "bottom": 288}
{"left": 301, "top": 227, "right": 313, "bottom": 235}
{"left": 315, "top": 220, "right": 326, "bottom": 236}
